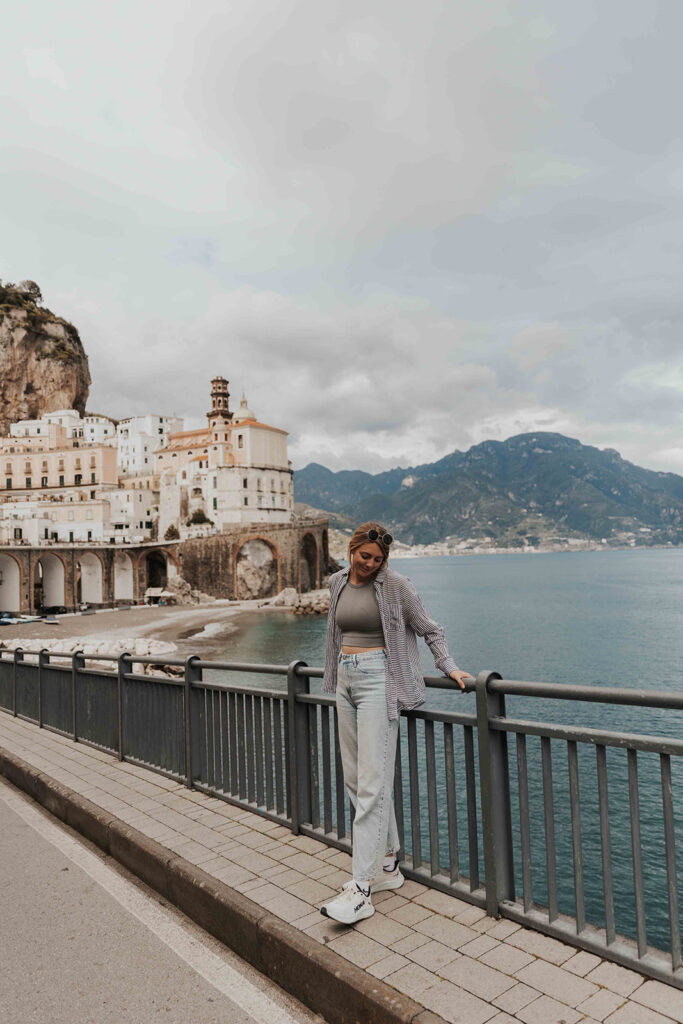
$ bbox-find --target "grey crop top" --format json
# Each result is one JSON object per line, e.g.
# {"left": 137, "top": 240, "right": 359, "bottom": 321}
{"left": 335, "top": 580, "right": 385, "bottom": 648}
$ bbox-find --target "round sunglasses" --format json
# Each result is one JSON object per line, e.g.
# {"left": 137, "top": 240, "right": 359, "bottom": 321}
{"left": 366, "top": 528, "right": 393, "bottom": 546}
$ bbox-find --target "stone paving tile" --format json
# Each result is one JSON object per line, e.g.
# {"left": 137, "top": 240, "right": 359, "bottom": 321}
{"left": 384, "top": 963, "right": 437, "bottom": 998}
{"left": 389, "top": 901, "right": 435, "bottom": 927}
{"left": 479, "top": 942, "right": 534, "bottom": 975}
{"left": 327, "top": 931, "right": 389, "bottom": 969}
{"left": 585, "top": 961, "right": 645, "bottom": 997}
{"left": 515, "top": 958, "right": 599, "bottom": 1007}
{"left": 303, "top": 917, "right": 348, "bottom": 945}
{"left": 487, "top": 1013, "right": 517, "bottom": 1024}
{"left": 284, "top": 878, "right": 336, "bottom": 905}
{"left": 281, "top": 850, "right": 327, "bottom": 874}
{"left": 390, "top": 932, "right": 432, "bottom": 955}
{"left": 440, "top": 955, "right": 516, "bottom": 1001}
{"left": 577, "top": 988, "right": 626, "bottom": 1021}
{"left": 457, "top": 934, "right": 500, "bottom": 959}
{"left": 377, "top": 893, "right": 408, "bottom": 914}
{"left": 632, "top": 980, "right": 683, "bottom": 1023}
{"left": 605, "top": 1005, "right": 678, "bottom": 1024}
{"left": 491, "top": 982, "right": 540, "bottom": 1014}
{"left": 419, "top": 980, "right": 498, "bottom": 1024}
{"left": 413, "top": 889, "right": 468, "bottom": 917}
{"left": 483, "top": 919, "right": 520, "bottom": 940}
{"left": 366, "top": 953, "right": 410, "bottom": 980}
{"left": 260, "top": 889, "right": 312, "bottom": 922}
{"left": 516, "top": 994, "right": 583, "bottom": 1024}
{"left": 564, "top": 950, "right": 603, "bottom": 976}
{"left": 414, "top": 914, "right": 479, "bottom": 950}
{"left": 354, "top": 913, "right": 413, "bottom": 946}
{"left": 394, "top": 878, "right": 428, "bottom": 899}
{"left": 505, "top": 928, "right": 576, "bottom": 964}
{"left": 408, "top": 939, "right": 460, "bottom": 973}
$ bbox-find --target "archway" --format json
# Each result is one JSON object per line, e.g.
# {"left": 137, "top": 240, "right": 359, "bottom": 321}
{"left": 299, "top": 533, "right": 318, "bottom": 593}
{"left": 34, "top": 553, "right": 66, "bottom": 611}
{"left": 145, "top": 551, "right": 168, "bottom": 590}
{"left": 114, "top": 552, "right": 134, "bottom": 601}
{"left": 236, "top": 539, "right": 278, "bottom": 599}
{"left": 0, "top": 554, "right": 21, "bottom": 613}
{"left": 322, "top": 529, "right": 329, "bottom": 574}
{"left": 77, "top": 552, "right": 103, "bottom": 605}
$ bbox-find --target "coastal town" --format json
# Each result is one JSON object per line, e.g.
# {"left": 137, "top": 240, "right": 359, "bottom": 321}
{"left": 0, "top": 374, "right": 329, "bottom": 618}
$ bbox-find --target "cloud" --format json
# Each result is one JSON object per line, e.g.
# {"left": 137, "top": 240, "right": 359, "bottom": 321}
{"left": 24, "top": 48, "right": 67, "bottom": 89}
{"left": 2, "top": 1, "right": 683, "bottom": 480}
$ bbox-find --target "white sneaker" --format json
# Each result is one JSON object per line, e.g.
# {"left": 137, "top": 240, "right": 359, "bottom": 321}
{"left": 371, "top": 859, "right": 404, "bottom": 893}
{"left": 320, "top": 883, "right": 375, "bottom": 925}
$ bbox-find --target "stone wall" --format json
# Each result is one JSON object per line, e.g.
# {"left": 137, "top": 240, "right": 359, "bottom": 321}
{"left": 178, "top": 518, "right": 329, "bottom": 600}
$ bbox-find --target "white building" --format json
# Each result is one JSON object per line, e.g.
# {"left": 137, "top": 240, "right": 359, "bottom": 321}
{"left": 157, "top": 380, "right": 293, "bottom": 539}
{"left": 10, "top": 409, "right": 117, "bottom": 444}
{"left": 117, "top": 414, "right": 184, "bottom": 477}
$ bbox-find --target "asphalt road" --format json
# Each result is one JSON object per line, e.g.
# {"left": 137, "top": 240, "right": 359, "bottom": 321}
{"left": 0, "top": 778, "right": 325, "bottom": 1024}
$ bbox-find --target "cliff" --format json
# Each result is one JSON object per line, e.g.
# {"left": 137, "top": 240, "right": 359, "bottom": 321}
{"left": 0, "top": 279, "right": 91, "bottom": 433}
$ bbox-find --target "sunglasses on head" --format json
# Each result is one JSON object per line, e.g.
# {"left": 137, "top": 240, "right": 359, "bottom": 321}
{"left": 366, "top": 528, "right": 393, "bottom": 546}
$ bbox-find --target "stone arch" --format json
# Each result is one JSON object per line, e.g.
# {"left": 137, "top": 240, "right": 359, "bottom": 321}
{"left": 235, "top": 537, "right": 279, "bottom": 600}
{"left": 114, "top": 551, "right": 135, "bottom": 601}
{"left": 77, "top": 551, "right": 104, "bottom": 605}
{"left": 144, "top": 550, "right": 168, "bottom": 590}
{"left": 322, "top": 529, "right": 329, "bottom": 574}
{"left": 0, "top": 552, "right": 22, "bottom": 613}
{"left": 299, "top": 532, "right": 318, "bottom": 593}
{"left": 34, "top": 552, "right": 66, "bottom": 611}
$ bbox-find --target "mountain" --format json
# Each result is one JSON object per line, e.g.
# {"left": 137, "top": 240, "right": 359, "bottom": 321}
{"left": 0, "top": 279, "right": 91, "bottom": 433}
{"left": 294, "top": 433, "right": 683, "bottom": 547}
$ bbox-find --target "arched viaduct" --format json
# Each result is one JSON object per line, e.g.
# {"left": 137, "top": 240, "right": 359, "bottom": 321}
{"left": 0, "top": 518, "right": 329, "bottom": 613}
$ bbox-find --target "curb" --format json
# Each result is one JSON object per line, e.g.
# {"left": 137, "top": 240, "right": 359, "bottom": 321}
{"left": 0, "top": 746, "right": 446, "bottom": 1024}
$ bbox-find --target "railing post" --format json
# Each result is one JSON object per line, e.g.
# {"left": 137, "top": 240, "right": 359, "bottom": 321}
{"left": 117, "top": 652, "right": 131, "bottom": 762}
{"left": 13, "top": 648, "right": 22, "bottom": 717}
{"left": 184, "top": 655, "right": 201, "bottom": 789}
{"left": 71, "top": 650, "right": 85, "bottom": 742}
{"left": 476, "top": 670, "right": 515, "bottom": 916}
{"left": 38, "top": 649, "right": 49, "bottom": 728}
{"left": 287, "top": 660, "right": 310, "bottom": 834}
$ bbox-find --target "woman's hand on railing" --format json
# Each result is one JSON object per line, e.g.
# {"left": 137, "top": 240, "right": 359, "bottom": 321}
{"left": 449, "top": 669, "right": 473, "bottom": 691}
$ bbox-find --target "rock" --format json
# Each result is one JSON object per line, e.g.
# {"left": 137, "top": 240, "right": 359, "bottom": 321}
{"left": 0, "top": 281, "right": 90, "bottom": 433}
{"left": 269, "top": 587, "right": 299, "bottom": 607}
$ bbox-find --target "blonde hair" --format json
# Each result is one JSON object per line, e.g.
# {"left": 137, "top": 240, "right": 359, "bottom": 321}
{"left": 347, "top": 521, "right": 391, "bottom": 567}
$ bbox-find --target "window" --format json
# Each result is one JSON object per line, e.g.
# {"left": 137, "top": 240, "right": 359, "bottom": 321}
{"left": 90, "top": 491, "right": 95, "bottom": 499}
{"left": 75, "top": 474, "right": 82, "bottom": 485}
{"left": 4, "top": 464, "right": 10, "bottom": 475}
{"left": 25, "top": 477, "right": 31, "bottom": 488}
{"left": 41, "top": 476, "right": 48, "bottom": 487}
{"left": 213, "top": 498, "right": 217, "bottom": 510}
{"left": 90, "top": 456, "right": 96, "bottom": 468}
{"left": 212, "top": 477, "right": 217, "bottom": 488}
{"left": 243, "top": 478, "right": 248, "bottom": 488}
{"left": 243, "top": 496, "right": 248, "bottom": 506}
{"left": 75, "top": 458, "right": 81, "bottom": 469}
{"left": 87, "top": 531, "right": 92, "bottom": 541}
{"left": 238, "top": 435, "right": 244, "bottom": 449}
{"left": 5, "top": 479, "right": 11, "bottom": 490}
{"left": 91, "top": 473, "right": 96, "bottom": 483}
{"left": 42, "top": 461, "right": 48, "bottom": 472}
{"left": 59, "top": 475, "right": 65, "bottom": 486}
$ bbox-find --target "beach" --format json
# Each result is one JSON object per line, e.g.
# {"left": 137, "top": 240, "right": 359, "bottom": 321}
{"left": 0, "top": 601, "right": 273, "bottom": 650}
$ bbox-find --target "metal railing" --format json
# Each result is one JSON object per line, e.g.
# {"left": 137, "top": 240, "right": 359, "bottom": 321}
{"left": 0, "top": 649, "right": 681, "bottom": 990}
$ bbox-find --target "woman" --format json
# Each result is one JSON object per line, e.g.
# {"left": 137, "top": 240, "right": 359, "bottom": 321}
{"left": 320, "top": 522, "right": 471, "bottom": 925}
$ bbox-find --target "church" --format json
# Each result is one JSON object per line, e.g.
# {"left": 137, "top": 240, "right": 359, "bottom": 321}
{"left": 157, "top": 377, "right": 294, "bottom": 539}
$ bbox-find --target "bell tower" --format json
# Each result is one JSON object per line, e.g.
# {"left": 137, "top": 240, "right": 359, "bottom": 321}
{"left": 208, "top": 376, "right": 232, "bottom": 423}
{"left": 208, "top": 376, "right": 232, "bottom": 468}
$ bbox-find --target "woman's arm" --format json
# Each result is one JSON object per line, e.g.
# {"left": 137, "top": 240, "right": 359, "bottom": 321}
{"left": 402, "top": 580, "right": 471, "bottom": 690}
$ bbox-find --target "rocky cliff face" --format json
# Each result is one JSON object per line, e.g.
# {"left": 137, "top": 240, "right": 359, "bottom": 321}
{"left": 0, "top": 280, "right": 91, "bottom": 433}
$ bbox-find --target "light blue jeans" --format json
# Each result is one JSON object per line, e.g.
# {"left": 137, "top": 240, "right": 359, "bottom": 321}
{"left": 336, "top": 650, "right": 400, "bottom": 885}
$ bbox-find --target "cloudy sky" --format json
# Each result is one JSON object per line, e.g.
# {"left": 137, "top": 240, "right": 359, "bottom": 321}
{"left": 2, "top": 1, "right": 683, "bottom": 473}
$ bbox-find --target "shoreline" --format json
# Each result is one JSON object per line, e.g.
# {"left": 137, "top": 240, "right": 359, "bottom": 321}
{"left": 0, "top": 601, "right": 287, "bottom": 652}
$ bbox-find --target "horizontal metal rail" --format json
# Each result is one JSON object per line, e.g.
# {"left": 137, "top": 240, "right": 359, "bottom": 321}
{"left": 0, "top": 650, "right": 681, "bottom": 988}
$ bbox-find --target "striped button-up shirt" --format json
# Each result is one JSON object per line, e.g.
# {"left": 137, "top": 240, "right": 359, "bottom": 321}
{"left": 322, "top": 565, "right": 460, "bottom": 720}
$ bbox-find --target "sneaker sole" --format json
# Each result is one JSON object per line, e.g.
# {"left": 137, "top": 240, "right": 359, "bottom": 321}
{"left": 371, "top": 871, "right": 404, "bottom": 893}
{"left": 320, "top": 902, "right": 375, "bottom": 925}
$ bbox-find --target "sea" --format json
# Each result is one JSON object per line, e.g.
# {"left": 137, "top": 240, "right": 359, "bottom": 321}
{"left": 188, "top": 548, "right": 683, "bottom": 956}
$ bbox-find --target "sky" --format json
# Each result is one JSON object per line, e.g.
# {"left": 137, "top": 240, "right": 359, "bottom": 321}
{"left": 2, "top": 1, "right": 683, "bottom": 474}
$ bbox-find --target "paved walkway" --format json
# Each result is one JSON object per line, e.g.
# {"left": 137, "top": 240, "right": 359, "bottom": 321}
{"left": 1, "top": 713, "right": 681, "bottom": 1024}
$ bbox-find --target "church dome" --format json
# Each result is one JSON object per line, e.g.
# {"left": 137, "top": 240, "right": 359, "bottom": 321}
{"left": 233, "top": 394, "right": 256, "bottom": 422}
